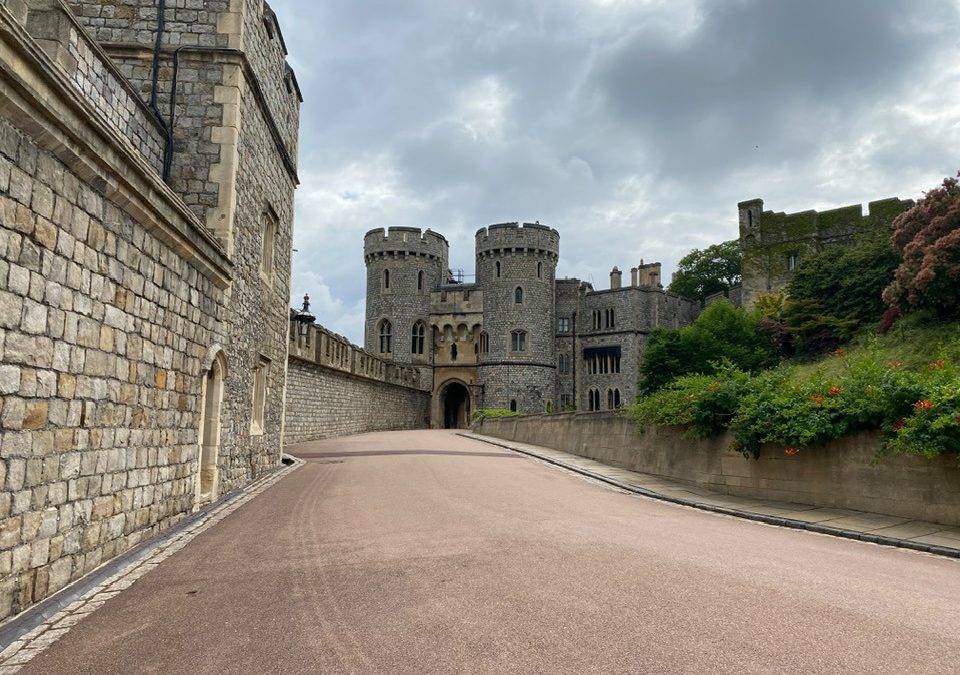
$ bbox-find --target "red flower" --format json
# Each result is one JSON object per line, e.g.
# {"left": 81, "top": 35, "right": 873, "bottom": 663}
{"left": 784, "top": 447, "right": 800, "bottom": 456}
{"left": 892, "top": 419, "right": 907, "bottom": 431}
{"left": 889, "top": 360, "right": 903, "bottom": 368}
{"left": 914, "top": 400, "right": 934, "bottom": 410}
{"left": 928, "top": 359, "right": 946, "bottom": 370}
{"left": 828, "top": 386, "right": 842, "bottom": 396}
{"left": 834, "top": 349, "right": 846, "bottom": 357}
{"left": 809, "top": 393, "right": 824, "bottom": 406}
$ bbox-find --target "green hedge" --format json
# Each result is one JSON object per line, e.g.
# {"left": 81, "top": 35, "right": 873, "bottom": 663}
{"left": 627, "top": 348, "right": 959, "bottom": 458}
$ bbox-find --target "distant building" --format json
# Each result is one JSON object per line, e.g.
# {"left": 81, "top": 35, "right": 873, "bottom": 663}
{"left": 363, "top": 224, "right": 700, "bottom": 426}
{"left": 738, "top": 197, "right": 913, "bottom": 307}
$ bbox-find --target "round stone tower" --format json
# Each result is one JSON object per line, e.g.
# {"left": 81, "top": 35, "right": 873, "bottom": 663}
{"left": 475, "top": 222, "right": 559, "bottom": 413}
{"left": 364, "top": 227, "right": 448, "bottom": 365}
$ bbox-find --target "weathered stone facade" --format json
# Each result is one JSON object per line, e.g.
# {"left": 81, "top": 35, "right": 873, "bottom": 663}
{"left": 0, "top": 0, "right": 299, "bottom": 622}
{"left": 363, "top": 223, "right": 701, "bottom": 423}
{"left": 285, "top": 324, "right": 430, "bottom": 445}
{"left": 738, "top": 197, "right": 913, "bottom": 308}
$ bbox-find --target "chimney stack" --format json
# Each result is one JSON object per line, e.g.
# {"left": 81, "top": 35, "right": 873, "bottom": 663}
{"left": 630, "top": 267, "right": 638, "bottom": 287}
{"left": 610, "top": 266, "right": 622, "bottom": 289}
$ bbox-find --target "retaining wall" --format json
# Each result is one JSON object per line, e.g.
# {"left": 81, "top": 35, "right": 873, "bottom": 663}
{"left": 473, "top": 412, "right": 960, "bottom": 526}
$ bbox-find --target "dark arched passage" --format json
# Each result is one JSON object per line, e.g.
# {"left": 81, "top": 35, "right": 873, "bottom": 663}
{"left": 441, "top": 381, "right": 470, "bottom": 429}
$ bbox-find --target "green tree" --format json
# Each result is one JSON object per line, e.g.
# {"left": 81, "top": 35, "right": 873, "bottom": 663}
{"left": 639, "top": 299, "right": 776, "bottom": 393}
{"left": 787, "top": 234, "right": 899, "bottom": 326}
{"left": 883, "top": 172, "right": 960, "bottom": 317}
{"left": 669, "top": 240, "right": 742, "bottom": 303}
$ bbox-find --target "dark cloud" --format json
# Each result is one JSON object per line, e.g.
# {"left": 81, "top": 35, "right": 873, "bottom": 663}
{"left": 270, "top": 0, "right": 960, "bottom": 343}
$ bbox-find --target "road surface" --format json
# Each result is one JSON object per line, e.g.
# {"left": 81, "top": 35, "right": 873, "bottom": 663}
{"left": 21, "top": 430, "right": 960, "bottom": 673}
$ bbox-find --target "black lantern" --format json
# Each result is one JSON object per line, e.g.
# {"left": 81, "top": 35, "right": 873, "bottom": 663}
{"left": 293, "top": 293, "right": 315, "bottom": 337}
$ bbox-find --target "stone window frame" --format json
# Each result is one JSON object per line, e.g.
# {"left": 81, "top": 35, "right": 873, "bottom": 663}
{"left": 592, "top": 309, "right": 601, "bottom": 330}
{"left": 514, "top": 286, "right": 523, "bottom": 304}
{"left": 411, "top": 321, "right": 426, "bottom": 355}
{"left": 604, "top": 308, "right": 615, "bottom": 329}
{"left": 383, "top": 268, "right": 391, "bottom": 290}
{"left": 558, "top": 317, "right": 570, "bottom": 333}
{"left": 417, "top": 270, "right": 424, "bottom": 292}
{"left": 537, "top": 261, "right": 542, "bottom": 279}
{"left": 259, "top": 206, "right": 279, "bottom": 283}
{"left": 509, "top": 399, "right": 518, "bottom": 412}
{"left": 250, "top": 355, "right": 271, "bottom": 436}
{"left": 496, "top": 261, "right": 501, "bottom": 278}
{"left": 479, "top": 331, "right": 489, "bottom": 354}
{"left": 510, "top": 329, "right": 527, "bottom": 353}
{"left": 558, "top": 354, "right": 569, "bottom": 374}
{"left": 378, "top": 318, "right": 393, "bottom": 354}
{"left": 787, "top": 253, "right": 798, "bottom": 272}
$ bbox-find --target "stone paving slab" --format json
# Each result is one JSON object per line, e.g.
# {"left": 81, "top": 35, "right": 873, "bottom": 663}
{"left": 461, "top": 432, "right": 960, "bottom": 559}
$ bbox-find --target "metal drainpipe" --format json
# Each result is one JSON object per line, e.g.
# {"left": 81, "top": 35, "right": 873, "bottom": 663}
{"left": 149, "top": 0, "right": 174, "bottom": 182}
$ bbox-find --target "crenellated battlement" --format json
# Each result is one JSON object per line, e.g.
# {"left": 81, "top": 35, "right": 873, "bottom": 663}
{"left": 475, "top": 222, "right": 560, "bottom": 259}
{"left": 363, "top": 227, "right": 449, "bottom": 262}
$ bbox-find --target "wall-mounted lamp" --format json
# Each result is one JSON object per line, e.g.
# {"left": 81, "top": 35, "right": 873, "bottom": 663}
{"left": 293, "top": 293, "right": 316, "bottom": 337}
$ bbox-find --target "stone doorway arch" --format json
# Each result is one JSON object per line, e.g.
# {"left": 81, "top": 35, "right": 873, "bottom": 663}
{"left": 197, "top": 348, "right": 227, "bottom": 507}
{"left": 441, "top": 380, "right": 471, "bottom": 429}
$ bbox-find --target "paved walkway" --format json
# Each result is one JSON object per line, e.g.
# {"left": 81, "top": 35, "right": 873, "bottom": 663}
{"left": 462, "top": 431, "right": 960, "bottom": 558}
{"left": 2, "top": 430, "right": 960, "bottom": 673}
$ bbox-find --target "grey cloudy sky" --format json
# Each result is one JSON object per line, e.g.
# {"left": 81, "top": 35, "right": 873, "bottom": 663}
{"left": 270, "top": 0, "right": 960, "bottom": 344}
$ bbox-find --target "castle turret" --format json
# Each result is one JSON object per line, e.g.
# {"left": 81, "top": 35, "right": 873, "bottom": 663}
{"left": 364, "top": 228, "right": 448, "bottom": 366}
{"left": 474, "top": 222, "right": 559, "bottom": 413}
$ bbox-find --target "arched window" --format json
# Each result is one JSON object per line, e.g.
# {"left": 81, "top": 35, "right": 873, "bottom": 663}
{"left": 607, "top": 389, "right": 614, "bottom": 409}
{"left": 747, "top": 210, "right": 753, "bottom": 228}
{"left": 537, "top": 261, "right": 542, "bottom": 279}
{"left": 614, "top": 389, "right": 621, "bottom": 408}
{"left": 480, "top": 332, "right": 489, "bottom": 354}
{"left": 510, "top": 399, "right": 517, "bottom": 412}
{"left": 451, "top": 343, "right": 458, "bottom": 361}
{"left": 378, "top": 319, "right": 392, "bottom": 353}
{"left": 411, "top": 321, "right": 425, "bottom": 355}
{"left": 383, "top": 269, "right": 390, "bottom": 290}
{"left": 515, "top": 287, "right": 523, "bottom": 304}
{"left": 511, "top": 330, "right": 526, "bottom": 352}
{"left": 417, "top": 270, "right": 424, "bottom": 291}
{"left": 495, "top": 261, "right": 501, "bottom": 278}
{"left": 546, "top": 401, "right": 552, "bottom": 413}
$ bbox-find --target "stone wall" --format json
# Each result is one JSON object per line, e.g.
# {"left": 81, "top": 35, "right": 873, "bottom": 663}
{"left": 284, "top": 323, "right": 431, "bottom": 445}
{"left": 0, "top": 1, "right": 234, "bottom": 620}
{"left": 473, "top": 412, "right": 960, "bottom": 527}
{"left": 0, "top": 0, "right": 299, "bottom": 623}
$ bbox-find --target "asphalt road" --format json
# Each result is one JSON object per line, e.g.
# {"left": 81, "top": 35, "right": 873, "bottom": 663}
{"left": 22, "top": 430, "right": 960, "bottom": 674}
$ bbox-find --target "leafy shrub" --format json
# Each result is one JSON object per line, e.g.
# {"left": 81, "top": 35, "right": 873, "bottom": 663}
{"left": 639, "top": 299, "right": 776, "bottom": 393}
{"left": 883, "top": 359, "right": 960, "bottom": 458}
{"left": 628, "top": 364, "right": 751, "bottom": 438}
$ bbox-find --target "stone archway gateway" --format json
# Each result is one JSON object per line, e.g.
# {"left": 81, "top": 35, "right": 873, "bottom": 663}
{"left": 441, "top": 381, "right": 471, "bottom": 429}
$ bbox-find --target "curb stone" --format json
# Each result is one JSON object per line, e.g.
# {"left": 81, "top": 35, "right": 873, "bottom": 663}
{"left": 459, "top": 432, "right": 960, "bottom": 561}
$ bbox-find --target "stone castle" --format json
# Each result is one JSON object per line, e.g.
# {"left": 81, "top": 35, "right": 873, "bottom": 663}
{"left": 0, "top": 0, "right": 921, "bottom": 628}
{"left": 0, "top": 0, "right": 299, "bottom": 620}
{"left": 362, "top": 223, "right": 700, "bottom": 427}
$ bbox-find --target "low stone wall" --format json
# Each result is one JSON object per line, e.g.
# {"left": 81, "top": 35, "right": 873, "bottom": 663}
{"left": 284, "top": 357, "right": 431, "bottom": 445}
{"left": 473, "top": 412, "right": 960, "bottom": 527}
